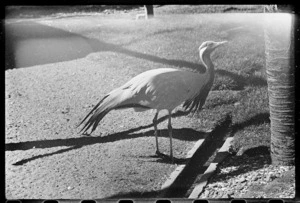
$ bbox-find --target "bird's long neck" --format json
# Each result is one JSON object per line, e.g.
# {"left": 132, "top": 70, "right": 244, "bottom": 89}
{"left": 200, "top": 48, "right": 215, "bottom": 77}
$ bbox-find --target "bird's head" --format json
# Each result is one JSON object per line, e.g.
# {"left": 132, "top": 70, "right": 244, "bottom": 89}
{"left": 199, "top": 41, "right": 227, "bottom": 54}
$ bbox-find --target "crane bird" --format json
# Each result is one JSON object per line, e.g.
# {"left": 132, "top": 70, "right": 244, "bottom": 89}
{"left": 78, "top": 40, "right": 227, "bottom": 162}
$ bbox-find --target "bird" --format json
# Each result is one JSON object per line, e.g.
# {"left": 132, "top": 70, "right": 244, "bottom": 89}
{"left": 78, "top": 40, "right": 227, "bottom": 162}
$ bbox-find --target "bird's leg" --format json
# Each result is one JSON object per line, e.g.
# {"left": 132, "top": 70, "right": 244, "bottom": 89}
{"left": 153, "top": 111, "right": 160, "bottom": 155}
{"left": 167, "top": 111, "right": 173, "bottom": 162}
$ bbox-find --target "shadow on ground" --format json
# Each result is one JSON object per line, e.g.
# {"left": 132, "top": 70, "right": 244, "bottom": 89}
{"left": 207, "top": 146, "right": 271, "bottom": 185}
{"left": 6, "top": 110, "right": 204, "bottom": 165}
{"left": 165, "top": 112, "right": 271, "bottom": 198}
{"left": 106, "top": 189, "right": 164, "bottom": 199}
{"left": 204, "top": 112, "right": 271, "bottom": 184}
{"left": 6, "top": 112, "right": 270, "bottom": 169}
{"left": 163, "top": 113, "right": 233, "bottom": 198}
{"left": 8, "top": 126, "right": 205, "bottom": 166}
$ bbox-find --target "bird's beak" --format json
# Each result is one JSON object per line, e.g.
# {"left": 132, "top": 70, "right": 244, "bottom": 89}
{"left": 213, "top": 41, "right": 228, "bottom": 49}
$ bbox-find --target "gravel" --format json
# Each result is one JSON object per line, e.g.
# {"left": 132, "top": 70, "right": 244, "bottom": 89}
{"left": 198, "top": 153, "right": 295, "bottom": 199}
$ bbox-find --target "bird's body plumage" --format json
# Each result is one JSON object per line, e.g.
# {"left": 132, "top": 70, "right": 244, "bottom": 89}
{"left": 119, "top": 68, "right": 211, "bottom": 111}
{"left": 78, "top": 41, "right": 227, "bottom": 161}
{"left": 78, "top": 67, "right": 211, "bottom": 133}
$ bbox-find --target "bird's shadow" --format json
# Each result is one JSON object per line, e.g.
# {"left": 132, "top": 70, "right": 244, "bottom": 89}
{"left": 7, "top": 112, "right": 271, "bottom": 166}
{"left": 6, "top": 110, "right": 205, "bottom": 166}
{"left": 136, "top": 151, "right": 188, "bottom": 165}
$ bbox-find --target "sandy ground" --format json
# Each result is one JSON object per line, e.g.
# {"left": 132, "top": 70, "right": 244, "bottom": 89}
{"left": 5, "top": 14, "right": 214, "bottom": 198}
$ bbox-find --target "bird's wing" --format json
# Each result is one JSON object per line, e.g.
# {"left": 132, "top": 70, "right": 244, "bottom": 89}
{"left": 118, "top": 68, "right": 210, "bottom": 111}
{"left": 182, "top": 77, "right": 213, "bottom": 112}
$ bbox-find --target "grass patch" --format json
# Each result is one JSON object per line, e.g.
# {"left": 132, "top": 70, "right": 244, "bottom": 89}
{"left": 213, "top": 74, "right": 243, "bottom": 91}
{"left": 231, "top": 123, "right": 271, "bottom": 155}
{"left": 229, "top": 87, "right": 270, "bottom": 153}
{"left": 205, "top": 90, "right": 240, "bottom": 109}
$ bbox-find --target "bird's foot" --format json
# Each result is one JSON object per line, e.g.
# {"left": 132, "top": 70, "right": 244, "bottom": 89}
{"left": 155, "top": 150, "right": 168, "bottom": 159}
{"left": 156, "top": 150, "right": 162, "bottom": 156}
{"left": 82, "top": 132, "right": 91, "bottom": 136}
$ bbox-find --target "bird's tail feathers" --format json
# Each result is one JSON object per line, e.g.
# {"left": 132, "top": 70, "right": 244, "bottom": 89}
{"left": 78, "top": 89, "right": 129, "bottom": 134}
{"left": 77, "top": 95, "right": 109, "bottom": 128}
{"left": 78, "top": 94, "right": 114, "bottom": 134}
{"left": 79, "top": 109, "right": 110, "bottom": 134}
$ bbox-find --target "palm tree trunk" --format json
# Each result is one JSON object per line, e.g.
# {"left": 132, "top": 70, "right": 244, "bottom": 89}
{"left": 264, "top": 5, "right": 295, "bottom": 165}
